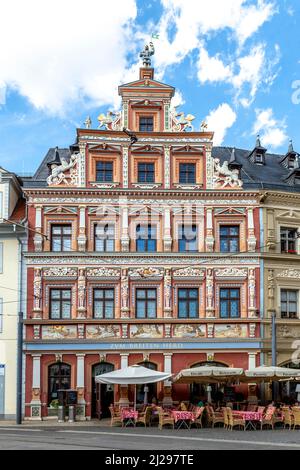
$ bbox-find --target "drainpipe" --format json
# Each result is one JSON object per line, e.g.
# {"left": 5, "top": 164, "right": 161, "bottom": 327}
{"left": 16, "top": 234, "right": 23, "bottom": 425}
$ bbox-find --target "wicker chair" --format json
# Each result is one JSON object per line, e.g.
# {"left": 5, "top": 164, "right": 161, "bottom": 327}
{"left": 157, "top": 406, "right": 175, "bottom": 430}
{"left": 211, "top": 408, "right": 225, "bottom": 428}
{"left": 260, "top": 406, "right": 276, "bottom": 430}
{"left": 227, "top": 407, "right": 246, "bottom": 431}
{"left": 223, "top": 407, "right": 229, "bottom": 430}
{"left": 282, "top": 407, "right": 293, "bottom": 430}
{"left": 292, "top": 408, "right": 300, "bottom": 430}
{"left": 191, "top": 406, "right": 205, "bottom": 428}
{"left": 109, "top": 405, "right": 122, "bottom": 427}
{"left": 136, "top": 406, "right": 152, "bottom": 427}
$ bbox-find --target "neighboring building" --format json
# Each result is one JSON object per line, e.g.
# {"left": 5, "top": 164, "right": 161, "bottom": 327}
{"left": 0, "top": 168, "right": 26, "bottom": 419}
{"left": 23, "top": 49, "right": 264, "bottom": 421}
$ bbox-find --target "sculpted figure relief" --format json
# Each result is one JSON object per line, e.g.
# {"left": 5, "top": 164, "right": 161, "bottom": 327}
{"left": 213, "top": 158, "right": 243, "bottom": 189}
{"left": 47, "top": 154, "right": 78, "bottom": 186}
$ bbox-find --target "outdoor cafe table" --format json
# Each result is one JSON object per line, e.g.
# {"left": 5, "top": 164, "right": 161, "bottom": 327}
{"left": 171, "top": 410, "right": 195, "bottom": 429}
{"left": 121, "top": 409, "right": 138, "bottom": 427}
{"left": 234, "top": 411, "right": 263, "bottom": 430}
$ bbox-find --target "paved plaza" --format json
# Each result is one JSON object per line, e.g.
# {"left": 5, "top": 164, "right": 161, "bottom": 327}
{"left": 0, "top": 422, "right": 299, "bottom": 450}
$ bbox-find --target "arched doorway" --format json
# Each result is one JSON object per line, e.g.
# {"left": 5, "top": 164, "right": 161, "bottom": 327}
{"left": 190, "top": 361, "right": 228, "bottom": 404}
{"left": 92, "top": 362, "right": 114, "bottom": 419}
{"left": 48, "top": 363, "right": 71, "bottom": 406}
{"left": 280, "top": 362, "right": 300, "bottom": 402}
{"left": 136, "top": 362, "right": 157, "bottom": 405}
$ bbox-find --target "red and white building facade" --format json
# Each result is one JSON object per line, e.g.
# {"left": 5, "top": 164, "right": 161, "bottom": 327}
{"left": 23, "top": 63, "right": 262, "bottom": 420}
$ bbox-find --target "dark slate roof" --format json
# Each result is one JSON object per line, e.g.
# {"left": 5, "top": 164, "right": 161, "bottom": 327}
{"left": 22, "top": 144, "right": 300, "bottom": 193}
{"left": 23, "top": 148, "right": 71, "bottom": 188}
{"left": 212, "top": 146, "right": 300, "bottom": 192}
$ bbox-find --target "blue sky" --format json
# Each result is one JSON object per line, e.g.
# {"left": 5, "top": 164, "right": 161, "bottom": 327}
{"left": 0, "top": 0, "right": 299, "bottom": 174}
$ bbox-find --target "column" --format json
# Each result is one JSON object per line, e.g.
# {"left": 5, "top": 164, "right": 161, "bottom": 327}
{"left": 205, "top": 208, "right": 214, "bottom": 252}
{"left": 121, "top": 202, "right": 130, "bottom": 252}
{"left": 32, "top": 268, "right": 42, "bottom": 319}
{"left": 164, "top": 146, "right": 171, "bottom": 189}
{"left": 77, "top": 206, "right": 87, "bottom": 252}
{"left": 76, "top": 354, "right": 86, "bottom": 420}
{"left": 163, "top": 354, "right": 173, "bottom": 406}
{"left": 77, "top": 268, "right": 87, "bottom": 319}
{"left": 206, "top": 269, "right": 215, "bottom": 318}
{"left": 163, "top": 207, "right": 172, "bottom": 252}
{"left": 34, "top": 206, "right": 43, "bottom": 252}
{"left": 163, "top": 268, "right": 172, "bottom": 318}
{"left": 121, "top": 269, "right": 130, "bottom": 318}
{"left": 248, "top": 268, "right": 257, "bottom": 318}
{"left": 122, "top": 146, "right": 129, "bottom": 188}
{"left": 119, "top": 354, "right": 129, "bottom": 406}
{"left": 30, "top": 355, "right": 42, "bottom": 420}
{"left": 247, "top": 208, "right": 257, "bottom": 252}
{"left": 266, "top": 209, "right": 276, "bottom": 251}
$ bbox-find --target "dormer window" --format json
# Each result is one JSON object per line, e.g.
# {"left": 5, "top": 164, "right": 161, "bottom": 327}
{"left": 139, "top": 116, "right": 153, "bottom": 132}
{"left": 288, "top": 157, "right": 296, "bottom": 170}
{"left": 255, "top": 153, "right": 264, "bottom": 165}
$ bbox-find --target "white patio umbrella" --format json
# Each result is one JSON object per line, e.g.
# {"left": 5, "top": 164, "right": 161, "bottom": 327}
{"left": 243, "top": 366, "right": 300, "bottom": 382}
{"left": 173, "top": 366, "right": 244, "bottom": 384}
{"left": 95, "top": 364, "right": 172, "bottom": 410}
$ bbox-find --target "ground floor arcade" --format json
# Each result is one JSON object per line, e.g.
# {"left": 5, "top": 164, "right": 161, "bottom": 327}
{"left": 24, "top": 345, "right": 262, "bottom": 420}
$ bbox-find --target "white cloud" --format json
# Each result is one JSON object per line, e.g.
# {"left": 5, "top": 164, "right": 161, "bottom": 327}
{"left": 252, "top": 108, "right": 288, "bottom": 148}
{"left": 171, "top": 90, "right": 185, "bottom": 108}
{"left": 0, "top": 0, "right": 137, "bottom": 114}
{"left": 205, "top": 103, "right": 237, "bottom": 145}
{"left": 196, "top": 43, "right": 280, "bottom": 108}
{"left": 152, "top": 1, "right": 278, "bottom": 107}
{"left": 197, "top": 48, "right": 233, "bottom": 83}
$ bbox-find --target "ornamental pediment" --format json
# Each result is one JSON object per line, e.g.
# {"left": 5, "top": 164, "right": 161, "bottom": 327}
{"left": 88, "top": 143, "right": 121, "bottom": 153}
{"left": 131, "top": 145, "right": 163, "bottom": 154}
{"left": 172, "top": 145, "right": 203, "bottom": 154}
{"left": 214, "top": 207, "right": 246, "bottom": 216}
{"left": 44, "top": 206, "right": 78, "bottom": 215}
{"left": 276, "top": 210, "right": 300, "bottom": 220}
{"left": 43, "top": 267, "right": 78, "bottom": 277}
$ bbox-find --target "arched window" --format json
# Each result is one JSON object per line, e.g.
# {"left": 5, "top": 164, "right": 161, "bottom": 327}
{"left": 48, "top": 363, "right": 71, "bottom": 405}
{"left": 190, "top": 362, "right": 228, "bottom": 404}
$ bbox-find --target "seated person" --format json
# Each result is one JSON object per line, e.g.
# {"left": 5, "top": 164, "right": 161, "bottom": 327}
{"left": 178, "top": 401, "right": 188, "bottom": 411}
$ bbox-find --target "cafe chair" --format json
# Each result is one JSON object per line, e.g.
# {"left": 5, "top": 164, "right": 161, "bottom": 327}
{"left": 292, "top": 409, "right": 300, "bottom": 430}
{"left": 136, "top": 406, "right": 152, "bottom": 427}
{"left": 227, "top": 407, "right": 246, "bottom": 431}
{"left": 282, "top": 407, "right": 293, "bottom": 430}
{"left": 157, "top": 406, "right": 175, "bottom": 430}
{"left": 109, "top": 405, "right": 122, "bottom": 427}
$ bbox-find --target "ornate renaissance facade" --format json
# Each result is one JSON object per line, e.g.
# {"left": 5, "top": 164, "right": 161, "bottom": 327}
{"left": 22, "top": 48, "right": 300, "bottom": 420}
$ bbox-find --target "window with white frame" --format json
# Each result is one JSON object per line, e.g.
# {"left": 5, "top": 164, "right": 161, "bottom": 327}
{"left": 281, "top": 289, "right": 298, "bottom": 319}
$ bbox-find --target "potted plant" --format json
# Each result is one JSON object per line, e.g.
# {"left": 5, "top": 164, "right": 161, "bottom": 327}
{"left": 48, "top": 399, "right": 59, "bottom": 417}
